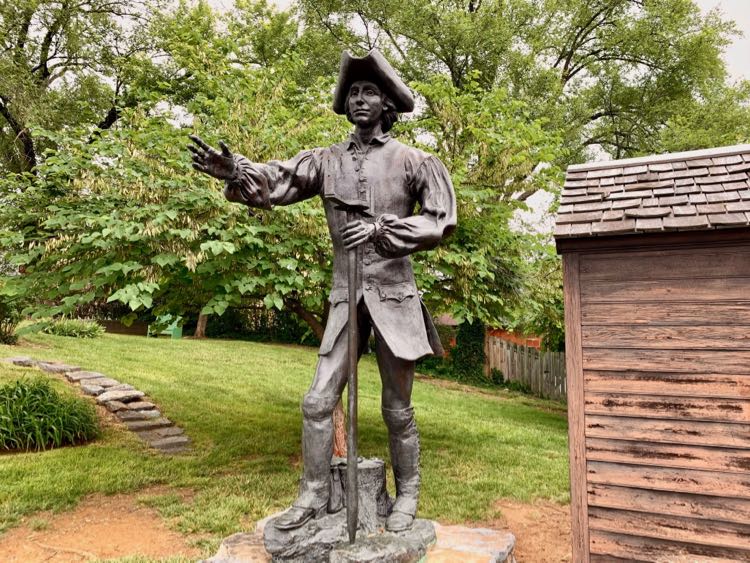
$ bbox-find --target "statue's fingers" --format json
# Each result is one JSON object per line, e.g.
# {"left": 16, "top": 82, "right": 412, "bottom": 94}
{"left": 192, "top": 163, "right": 208, "bottom": 173}
{"left": 219, "top": 141, "right": 232, "bottom": 156}
{"left": 189, "top": 134, "right": 211, "bottom": 151}
{"left": 187, "top": 144, "right": 201, "bottom": 155}
{"left": 341, "top": 220, "right": 362, "bottom": 232}
{"left": 343, "top": 231, "right": 365, "bottom": 246}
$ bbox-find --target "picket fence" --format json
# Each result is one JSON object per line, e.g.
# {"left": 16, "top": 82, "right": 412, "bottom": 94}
{"left": 484, "top": 335, "right": 567, "bottom": 402}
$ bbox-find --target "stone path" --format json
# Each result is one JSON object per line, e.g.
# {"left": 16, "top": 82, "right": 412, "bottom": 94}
{"left": 2, "top": 356, "right": 190, "bottom": 453}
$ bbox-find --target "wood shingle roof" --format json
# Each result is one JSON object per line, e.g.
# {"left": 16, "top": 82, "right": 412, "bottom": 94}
{"left": 554, "top": 144, "right": 750, "bottom": 238}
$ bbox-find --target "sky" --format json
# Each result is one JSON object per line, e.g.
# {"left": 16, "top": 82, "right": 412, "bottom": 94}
{"left": 694, "top": 0, "right": 750, "bottom": 81}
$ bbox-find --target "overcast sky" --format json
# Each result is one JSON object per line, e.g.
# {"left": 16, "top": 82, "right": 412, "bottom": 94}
{"left": 694, "top": 0, "right": 750, "bottom": 80}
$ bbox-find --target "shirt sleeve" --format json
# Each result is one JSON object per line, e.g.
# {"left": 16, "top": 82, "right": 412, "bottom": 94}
{"left": 223, "top": 149, "right": 322, "bottom": 209}
{"left": 373, "top": 155, "right": 457, "bottom": 258}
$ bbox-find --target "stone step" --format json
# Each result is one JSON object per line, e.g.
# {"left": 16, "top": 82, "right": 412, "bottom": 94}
{"left": 155, "top": 426, "right": 184, "bottom": 437}
{"left": 96, "top": 389, "right": 145, "bottom": 404}
{"left": 116, "top": 409, "right": 162, "bottom": 422}
{"left": 79, "top": 377, "right": 120, "bottom": 388}
{"left": 125, "top": 418, "right": 172, "bottom": 432}
{"left": 104, "top": 400, "right": 128, "bottom": 412}
{"left": 66, "top": 370, "right": 106, "bottom": 382}
{"left": 39, "top": 362, "right": 81, "bottom": 374}
{"left": 3, "top": 356, "right": 37, "bottom": 367}
{"left": 81, "top": 384, "right": 105, "bottom": 396}
{"left": 135, "top": 426, "right": 184, "bottom": 443}
{"left": 149, "top": 435, "right": 190, "bottom": 452}
{"left": 107, "top": 383, "right": 135, "bottom": 392}
{"left": 124, "top": 400, "right": 156, "bottom": 411}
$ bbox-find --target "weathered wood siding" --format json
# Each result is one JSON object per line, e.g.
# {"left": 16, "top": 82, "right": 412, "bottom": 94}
{"left": 574, "top": 242, "right": 750, "bottom": 561}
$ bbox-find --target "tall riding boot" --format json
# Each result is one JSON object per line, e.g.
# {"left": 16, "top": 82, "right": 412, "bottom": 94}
{"left": 274, "top": 392, "right": 337, "bottom": 530}
{"left": 382, "top": 406, "right": 420, "bottom": 532}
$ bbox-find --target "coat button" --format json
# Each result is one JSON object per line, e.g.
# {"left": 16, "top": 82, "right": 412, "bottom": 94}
{"left": 366, "top": 285, "right": 372, "bottom": 291}
{"left": 363, "top": 258, "right": 371, "bottom": 265}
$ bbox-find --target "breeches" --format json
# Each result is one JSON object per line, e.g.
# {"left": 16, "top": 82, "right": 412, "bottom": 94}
{"left": 307, "top": 299, "right": 415, "bottom": 412}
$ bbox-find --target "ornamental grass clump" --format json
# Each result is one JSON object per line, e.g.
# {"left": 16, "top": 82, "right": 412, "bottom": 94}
{"left": 0, "top": 378, "right": 99, "bottom": 451}
{"left": 41, "top": 318, "right": 105, "bottom": 339}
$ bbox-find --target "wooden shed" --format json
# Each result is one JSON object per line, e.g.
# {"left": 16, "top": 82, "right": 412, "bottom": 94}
{"left": 554, "top": 144, "right": 750, "bottom": 562}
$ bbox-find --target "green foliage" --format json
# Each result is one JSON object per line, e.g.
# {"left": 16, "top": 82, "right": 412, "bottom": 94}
{"left": 405, "top": 74, "right": 564, "bottom": 325}
{"left": 0, "top": 377, "right": 99, "bottom": 451}
{"left": 512, "top": 242, "right": 566, "bottom": 352}
{"left": 0, "top": 55, "right": 346, "bottom": 329}
{"left": 40, "top": 318, "right": 105, "bottom": 339}
{"left": 0, "top": 0, "right": 157, "bottom": 173}
{"left": 2, "top": 0, "right": 749, "bottom": 350}
{"left": 449, "top": 321, "right": 486, "bottom": 382}
{"left": 658, "top": 82, "right": 750, "bottom": 152}
{"left": 205, "top": 305, "right": 317, "bottom": 344}
{"left": 0, "top": 295, "right": 21, "bottom": 345}
{"left": 299, "top": 0, "right": 743, "bottom": 160}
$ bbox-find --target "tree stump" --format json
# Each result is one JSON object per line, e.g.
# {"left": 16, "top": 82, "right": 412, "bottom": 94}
{"left": 263, "top": 458, "right": 402, "bottom": 562}
{"left": 331, "top": 457, "right": 392, "bottom": 533}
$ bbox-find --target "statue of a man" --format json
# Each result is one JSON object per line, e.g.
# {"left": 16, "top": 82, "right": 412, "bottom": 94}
{"left": 189, "top": 50, "right": 456, "bottom": 533}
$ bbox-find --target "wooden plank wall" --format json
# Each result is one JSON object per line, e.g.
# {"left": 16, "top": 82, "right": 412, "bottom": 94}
{"left": 564, "top": 253, "right": 590, "bottom": 563}
{"left": 484, "top": 337, "right": 567, "bottom": 401}
{"left": 577, "top": 244, "right": 750, "bottom": 561}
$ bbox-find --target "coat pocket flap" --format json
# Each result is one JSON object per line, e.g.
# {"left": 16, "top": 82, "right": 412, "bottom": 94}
{"left": 377, "top": 282, "right": 416, "bottom": 302}
{"left": 329, "top": 288, "right": 348, "bottom": 304}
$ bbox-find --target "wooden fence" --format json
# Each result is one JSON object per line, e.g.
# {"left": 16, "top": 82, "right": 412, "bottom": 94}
{"left": 484, "top": 335, "right": 567, "bottom": 402}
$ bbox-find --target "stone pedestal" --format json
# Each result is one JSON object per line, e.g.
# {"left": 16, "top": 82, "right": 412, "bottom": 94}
{"left": 261, "top": 458, "right": 434, "bottom": 562}
{"left": 203, "top": 457, "right": 515, "bottom": 563}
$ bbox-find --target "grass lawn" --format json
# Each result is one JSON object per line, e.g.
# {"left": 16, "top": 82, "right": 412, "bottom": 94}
{"left": 0, "top": 333, "right": 569, "bottom": 557}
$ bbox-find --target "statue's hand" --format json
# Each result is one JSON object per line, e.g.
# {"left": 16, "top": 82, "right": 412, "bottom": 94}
{"left": 188, "top": 135, "right": 236, "bottom": 181}
{"left": 342, "top": 220, "right": 376, "bottom": 250}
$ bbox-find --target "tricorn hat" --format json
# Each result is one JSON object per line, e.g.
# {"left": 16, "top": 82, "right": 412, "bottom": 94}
{"left": 333, "top": 49, "right": 414, "bottom": 115}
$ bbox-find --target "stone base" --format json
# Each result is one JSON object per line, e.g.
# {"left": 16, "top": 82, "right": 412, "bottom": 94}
{"left": 202, "top": 455, "right": 515, "bottom": 562}
{"left": 328, "top": 520, "right": 436, "bottom": 563}
{"left": 261, "top": 458, "right": 426, "bottom": 562}
{"left": 203, "top": 522, "right": 516, "bottom": 563}
{"left": 205, "top": 519, "right": 435, "bottom": 563}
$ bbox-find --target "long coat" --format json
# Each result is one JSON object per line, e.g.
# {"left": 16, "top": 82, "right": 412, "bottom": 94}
{"left": 226, "top": 133, "right": 457, "bottom": 361}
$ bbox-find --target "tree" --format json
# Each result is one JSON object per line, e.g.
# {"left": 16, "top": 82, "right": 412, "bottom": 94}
{"left": 0, "top": 0, "right": 162, "bottom": 174}
{"left": 658, "top": 81, "right": 750, "bottom": 153}
{"left": 297, "top": 0, "right": 740, "bottom": 163}
{"left": 404, "top": 74, "right": 563, "bottom": 326}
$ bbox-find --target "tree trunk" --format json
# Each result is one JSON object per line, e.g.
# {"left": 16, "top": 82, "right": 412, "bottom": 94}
{"left": 0, "top": 96, "right": 37, "bottom": 172}
{"left": 194, "top": 312, "right": 209, "bottom": 338}
{"left": 333, "top": 400, "right": 347, "bottom": 457}
{"left": 284, "top": 297, "right": 325, "bottom": 342}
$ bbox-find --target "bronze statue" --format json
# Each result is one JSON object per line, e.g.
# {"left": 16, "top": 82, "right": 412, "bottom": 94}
{"left": 189, "top": 49, "right": 456, "bottom": 536}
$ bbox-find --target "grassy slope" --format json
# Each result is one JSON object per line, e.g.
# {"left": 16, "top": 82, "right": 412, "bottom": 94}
{"left": 0, "top": 333, "right": 569, "bottom": 551}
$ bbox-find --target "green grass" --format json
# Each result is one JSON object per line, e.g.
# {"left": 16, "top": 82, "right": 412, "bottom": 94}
{"left": 0, "top": 333, "right": 569, "bottom": 555}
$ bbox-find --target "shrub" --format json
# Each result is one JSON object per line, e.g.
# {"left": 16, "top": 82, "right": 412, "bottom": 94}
{"left": 0, "top": 296, "right": 21, "bottom": 345}
{"left": 450, "top": 320, "right": 486, "bottom": 381}
{"left": 40, "top": 318, "right": 105, "bottom": 339}
{"left": 0, "top": 378, "right": 100, "bottom": 451}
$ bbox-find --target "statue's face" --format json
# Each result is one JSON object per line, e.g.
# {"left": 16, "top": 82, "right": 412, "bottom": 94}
{"left": 347, "top": 80, "right": 384, "bottom": 127}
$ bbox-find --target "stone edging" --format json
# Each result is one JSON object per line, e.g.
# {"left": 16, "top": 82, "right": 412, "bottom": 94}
{"left": 2, "top": 356, "right": 190, "bottom": 453}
